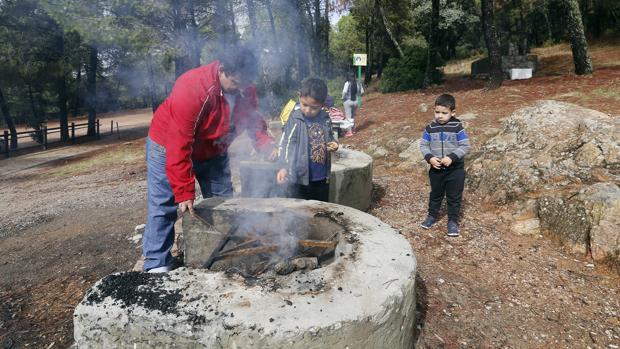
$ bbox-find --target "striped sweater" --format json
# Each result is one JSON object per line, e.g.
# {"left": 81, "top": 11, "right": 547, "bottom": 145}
{"left": 419, "top": 118, "right": 470, "bottom": 168}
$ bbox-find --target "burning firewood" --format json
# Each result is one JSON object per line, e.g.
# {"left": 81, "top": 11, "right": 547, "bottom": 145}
{"left": 297, "top": 240, "right": 338, "bottom": 249}
{"left": 219, "top": 239, "right": 260, "bottom": 254}
{"left": 273, "top": 257, "right": 319, "bottom": 275}
{"left": 273, "top": 260, "right": 295, "bottom": 275}
{"left": 291, "top": 257, "right": 318, "bottom": 270}
{"left": 215, "top": 245, "right": 278, "bottom": 260}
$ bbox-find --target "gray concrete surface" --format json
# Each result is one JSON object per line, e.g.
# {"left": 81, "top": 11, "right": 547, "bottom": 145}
{"left": 74, "top": 198, "right": 417, "bottom": 348}
{"left": 236, "top": 148, "right": 373, "bottom": 211}
{"left": 329, "top": 148, "right": 374, "bottom": 211}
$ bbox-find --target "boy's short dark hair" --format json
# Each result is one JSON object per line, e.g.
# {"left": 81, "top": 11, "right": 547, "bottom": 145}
{"left": 300, "top": 78, "right": 328, "bottom": 103}
{"left": 218, "top": 45, "right": 258, "bottom": 81}
{"left": 435, "top": 94, "right": 456, "bottom": 110}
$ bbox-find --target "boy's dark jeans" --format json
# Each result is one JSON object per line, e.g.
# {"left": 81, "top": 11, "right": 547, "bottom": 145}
{"left": 293, "top": 179, "right": 329, "bottom": 202}
{"left": 427, "top": 167, "right": 465, "bottom": 222}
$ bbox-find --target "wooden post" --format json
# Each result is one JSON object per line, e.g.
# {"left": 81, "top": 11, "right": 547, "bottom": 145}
{"left": 96, "top": 119, "right": 100, "bottom": 139}
{"left": 43, "top": 126, "right": 48, "bottom": 150}
{"left": 3, "top": 130, "right": 9, "bottom": 158}
{"left": 71, "top": 122, "right": 75, "bottom": 143}
{"left": 116, "top": 122, "right": 120, "bottom": 139}
{"left": 110, "top": 120, "right": 114, "bottom": 134}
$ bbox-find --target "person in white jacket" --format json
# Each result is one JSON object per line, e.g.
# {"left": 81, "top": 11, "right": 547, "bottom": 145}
{"left": 341, "top": 72, "right": 364, "bottom": 137}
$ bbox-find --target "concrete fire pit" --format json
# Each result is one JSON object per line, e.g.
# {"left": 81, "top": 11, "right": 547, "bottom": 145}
{"left": 74, "top": 198, "right": 416, "bottom": 348}
{"left": 238, "top": 148, "right": 373, "bottom": 211}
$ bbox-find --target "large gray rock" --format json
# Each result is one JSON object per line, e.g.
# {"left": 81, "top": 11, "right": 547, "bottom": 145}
{"left": 469, "top": 100, "right": 619, "bottom": 204}
{"left": 469, "top": 101, "right": 620, "bottom": 267}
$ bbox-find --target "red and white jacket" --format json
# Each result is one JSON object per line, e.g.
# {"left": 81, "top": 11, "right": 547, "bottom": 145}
{"left": 148, "top": 60, "right": 274, "bottom": 203}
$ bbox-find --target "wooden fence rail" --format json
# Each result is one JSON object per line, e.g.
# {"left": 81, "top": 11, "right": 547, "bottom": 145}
{"left": 1, "top": 119, "right": 100, "bottom": 158}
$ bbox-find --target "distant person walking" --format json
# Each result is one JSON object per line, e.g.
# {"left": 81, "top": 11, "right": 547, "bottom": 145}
{"left": 143, "top": 45, "right": 276, "bottom": 273}
{"left": 341, "top": 72, "right": 364, "bottom": 137}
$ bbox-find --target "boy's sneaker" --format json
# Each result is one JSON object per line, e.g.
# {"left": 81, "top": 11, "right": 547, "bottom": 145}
{"left": 419, "top": 216, "right": 436, "bottom": 229}
{"left": 447, "top": 221, "right": 460, "bottom": 237}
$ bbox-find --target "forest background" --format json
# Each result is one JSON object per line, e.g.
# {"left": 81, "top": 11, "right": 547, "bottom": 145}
{"left": 0, "top": 0, "right": 618, "bottom": 143}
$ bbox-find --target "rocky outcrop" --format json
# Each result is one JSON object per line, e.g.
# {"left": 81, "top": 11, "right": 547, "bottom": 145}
{"left": 468, "top": 100, "right": 620, "bottom": 268}
{"left": 468, "top": 100, "right": 619, "bottom": 204}
{"left": 539, "top": 183, "right": 620, "bottom": 268}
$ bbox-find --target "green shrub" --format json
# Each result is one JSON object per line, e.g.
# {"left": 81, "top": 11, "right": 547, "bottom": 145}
{"left": 379, "top": 46, "right": 442, "bottom": 93}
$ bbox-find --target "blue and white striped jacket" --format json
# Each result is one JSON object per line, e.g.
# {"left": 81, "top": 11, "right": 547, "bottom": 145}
{"left": 419, "top": 117, "right": 470, "bottom": 169}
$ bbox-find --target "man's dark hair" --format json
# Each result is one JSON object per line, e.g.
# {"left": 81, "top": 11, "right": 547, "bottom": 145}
{"left": 435, "top": 94, "right": 456, "bottom": 110}
{"left": 300, "top": 78, "right": 328, "bottom": 103}
{"left": 218, "top": 45, "right": 258, "bottom": 81}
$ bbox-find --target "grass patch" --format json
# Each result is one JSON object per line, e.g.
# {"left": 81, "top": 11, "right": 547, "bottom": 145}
{"left": 49, "top": 142, "right": 144, "bottom": 177}
{"left": 592, "top": 87, "right": 620, "bottom": 100}
{"left": 554, "top": 91, "right": 589, "bottom": 101}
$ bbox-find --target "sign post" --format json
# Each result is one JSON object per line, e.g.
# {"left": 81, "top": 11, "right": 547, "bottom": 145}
{"left": 352, "top": 53, "right": 367, "bottom": 107}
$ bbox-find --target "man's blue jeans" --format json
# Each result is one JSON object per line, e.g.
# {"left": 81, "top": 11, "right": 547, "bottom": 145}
{"left": 143, "top": 137, "right": 233, "bottom": 271}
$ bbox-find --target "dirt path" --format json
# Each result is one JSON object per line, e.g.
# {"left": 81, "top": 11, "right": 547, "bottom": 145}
{"left": 1, "top": 47, "right": 619, "bottom": 348}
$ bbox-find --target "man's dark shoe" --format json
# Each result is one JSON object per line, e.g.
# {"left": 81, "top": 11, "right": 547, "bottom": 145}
{"left": 447, "top": 220, "right": 460, "bottom": 237}
{"left": 419, "top": 216, "right": 437, "bottom": 229}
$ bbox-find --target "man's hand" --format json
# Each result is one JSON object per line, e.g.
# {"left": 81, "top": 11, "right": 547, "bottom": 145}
{"left": 276, "top": 168, "right": 288, "bottom": 184}
{"left": 327, "top": 141, "right": 339, "bottom": 152}
{"left": 179, "top": 200, "right": 195, "bottom": 216}
{"left": 440, "top": 156, "right": 453, "bottom": 167}
{"left": 429, "top": 157, "right": 442, "bottom": 169}
{"left": 267, "top": 147, "right": 278, "bottom": 162}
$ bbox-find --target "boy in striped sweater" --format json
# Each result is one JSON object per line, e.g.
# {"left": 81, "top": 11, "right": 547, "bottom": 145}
{"left": 419, "top": 94, "right": 471, "bottom": 237}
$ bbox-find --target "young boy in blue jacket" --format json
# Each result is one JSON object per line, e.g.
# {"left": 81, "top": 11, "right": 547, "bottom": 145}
{"left": 419, "top": 94, "right": 471, "bottom": 237}
{"left": 276, "top": 78, "right": 339, "bottom": 201}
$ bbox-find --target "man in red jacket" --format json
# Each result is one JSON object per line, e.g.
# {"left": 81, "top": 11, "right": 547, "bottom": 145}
{"left": 144, "top": 46, "right": 275, "bottom": 273}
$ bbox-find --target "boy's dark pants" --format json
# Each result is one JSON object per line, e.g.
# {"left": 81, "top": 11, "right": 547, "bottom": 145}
{"left": 293, "top": 180, "right": 329, "bottom": 202}
{"left": 427, "top": 167, "right": 465, "bottom": 222}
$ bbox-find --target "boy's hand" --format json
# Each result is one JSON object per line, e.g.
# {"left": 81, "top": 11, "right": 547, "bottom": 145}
{"left": 440, "top": 156, "right": 453, "bottom": 167}
{"left": 327, "top": 141, "right": 339, "bottom": 152}
{"left": 276, "top": 169, "right": 288, "bottom": 184}
{"left": 429, "top": 157, "right": 442, "bottom": 169}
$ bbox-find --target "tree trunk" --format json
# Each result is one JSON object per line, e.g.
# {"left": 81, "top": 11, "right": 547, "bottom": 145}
{"left": 0, "top": 87, "right": 18, "bottom": 149}
{"left": 148, "top": 56, "right": 159, "bottom": 113}
{"left": 229, "top": 1, "right": 238, "bottom": 41}
{"left": 172, "top": 1, "right": 192, "bottom": 78}
{"left": 86, "top": 45, "right": 98, "bottom": 136}
{"left": 72, "top": 64, "right": 81, "bottom": 117}
{"left": 563, "top": 0, "right": 593, "bottom": 75}
{"left": 188, "top": 0, "right": 202, "bottom": 68}
{"left": 265, "top": 0, "right": 278, "bottom": 44}
{"left": 539, "top": 0, "right": 553, "bottom": 42}
{"left": 377, "top": 1, "right": 404, "bottom": 58}
{"left": 423, "top": 0, "right": 440, "bottom": 88}
{"left": 294, "top": 0, "right": 310, "bottom": 79}
{"left": 214, "top": 0, "right": 235, "bottom": 52}
{"left": 364, "top": 24, "right": 372, "bottom": 85}
{"left": 56, "top": 32, "right": 69, "bottom": 141}
{"left": 481, "top": 0, "right": 503, "bottom": 89}
{"left": 57, "top": 75, "right": 69, "bottom": 141}
{"left": 323, "top": 0, "right": 330, "bottom": 76}
{"left": 312, "top": 0, "right": 322, "bottom": 74}
{"left": 246, "top": 0, "right": 258, "bottom": 39}
{"left": 518, "top": 0, "right": 528, "bottom": 54}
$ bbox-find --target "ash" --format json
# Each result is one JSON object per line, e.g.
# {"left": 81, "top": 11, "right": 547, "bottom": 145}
{"left": 85, "top": 272, "right": 182, "bottom": 315}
